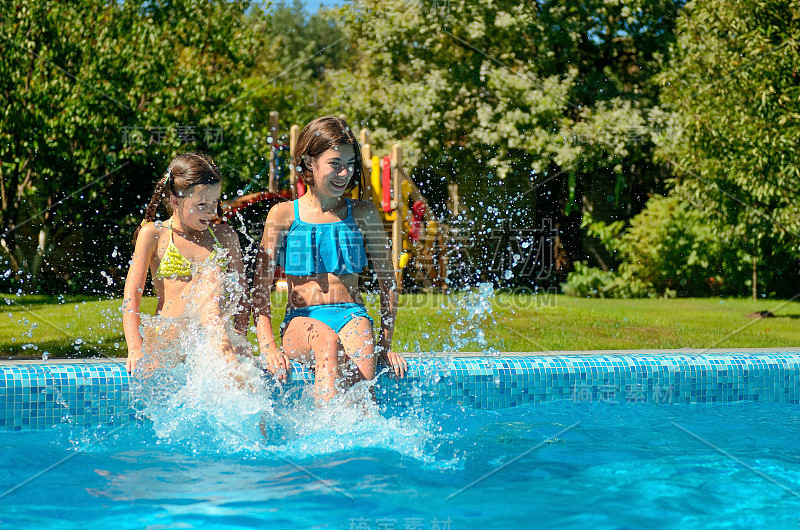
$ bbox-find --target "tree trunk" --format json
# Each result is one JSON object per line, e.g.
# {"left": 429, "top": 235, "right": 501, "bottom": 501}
{"left": 752, "top": 254, "right": 757, "bottom": 301}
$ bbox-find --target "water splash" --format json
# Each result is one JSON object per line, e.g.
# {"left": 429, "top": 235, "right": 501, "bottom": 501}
{"left": 128, "top": 261, "right": 448, "bottom": 464}
{"left": 130, "top": 259, "right": 267, "bottom": 453}
{"left": 233, "top": 210, "right": 259, "bottom": 269}
{"left": 259, "top": 380, "right": 441, "bottom": 464}
{"left": 444, "top": 282, "right": 499, "bottom": 354}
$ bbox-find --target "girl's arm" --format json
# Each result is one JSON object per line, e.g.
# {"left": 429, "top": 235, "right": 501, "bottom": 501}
{"left": 253, "top": 202, "right": 291, "bottom": 380}
{"left": 123, "top": 224, "right": 158, "bottom": 373}
{"left": 359, "top": 202, "right": 407, "bottom": 378}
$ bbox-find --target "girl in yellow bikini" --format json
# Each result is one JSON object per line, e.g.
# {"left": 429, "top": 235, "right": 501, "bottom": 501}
{"left": 253, "top": 116, "right": 407, "bottom": 401}
{"left": 123, "top": 152, "right": 250, "bottom": 374}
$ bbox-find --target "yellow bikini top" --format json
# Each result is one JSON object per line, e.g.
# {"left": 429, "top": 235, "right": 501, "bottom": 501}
{"left": 153, "top": 222, "right": 227, "bottom": 279}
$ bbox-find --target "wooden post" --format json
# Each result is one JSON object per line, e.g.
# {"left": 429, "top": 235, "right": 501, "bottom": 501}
{"left": 392, "top": 144, "right": 403, "bottom": 292}
{"left": 448, "top": 183, "right": 460, "bottom": 218}
{"left": 438, "top": 230, "right": 448, "bottom": 292}
{"left": 268, "top": 111, "right": 279, "bottom": 193}
{"left": 362, "top": 144, "right": 373, "bottom": 201}
{"left": 289, "top": 124, "right": 300, "bottom": 199}
{"left": 360, "top": 129, "right": 371, "bottom": 200}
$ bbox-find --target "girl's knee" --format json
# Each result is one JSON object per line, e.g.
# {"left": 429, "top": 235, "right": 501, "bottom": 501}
{"left": 310, "top": 327, "right": 343, "bottom": 363}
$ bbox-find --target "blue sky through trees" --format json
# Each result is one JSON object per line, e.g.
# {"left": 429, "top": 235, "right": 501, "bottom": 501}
{"left": 304, "top": 0, "right": 342, "bottom": 13}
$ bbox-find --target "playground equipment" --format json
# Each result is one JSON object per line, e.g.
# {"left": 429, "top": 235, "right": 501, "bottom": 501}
{"left": 221, "top": 118, "right": 448, "bottom": 292}
{"left": 359, "top": 135, "right": 448, "bottom": 292}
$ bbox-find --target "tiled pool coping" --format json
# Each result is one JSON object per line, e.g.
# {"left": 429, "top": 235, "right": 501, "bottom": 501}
{"left": 1, "top": 349, "right": 799, "bottom": 431}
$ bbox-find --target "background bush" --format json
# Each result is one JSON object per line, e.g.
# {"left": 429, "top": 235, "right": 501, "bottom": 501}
{"left": 564, "top": 193, "right": 800, "bottom": 298}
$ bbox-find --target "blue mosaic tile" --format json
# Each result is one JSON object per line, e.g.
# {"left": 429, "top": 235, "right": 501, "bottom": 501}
{"left": 2, "top": 353, "right": 800, "bottom": 430}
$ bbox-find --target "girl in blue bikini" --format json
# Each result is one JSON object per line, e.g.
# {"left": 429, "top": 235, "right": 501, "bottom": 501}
{"left": 253, "top": 116, "right": 407, "bottom": 401}
{"left": 123, "top": 152, "right": 250, "bottom": 374}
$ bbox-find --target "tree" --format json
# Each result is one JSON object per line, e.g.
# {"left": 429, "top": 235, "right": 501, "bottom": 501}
{"left": 657, "top": 0, "right": 800, "bottom": 298}
{"left": 325, "top": 0, "right": 682, "bottom": 283}
{"left": 0, "top": 0, "right": 267, "bottom": 293}
{"left": 238, "top": 0, "right": 354, "bottom": 154}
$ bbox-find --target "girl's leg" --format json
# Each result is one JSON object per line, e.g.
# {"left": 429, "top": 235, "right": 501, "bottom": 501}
{"left": 281, "top": 316, "right": 344, "bottom": 401}
{"left": 337, "top": 317, "right": 376, "bottom": 387}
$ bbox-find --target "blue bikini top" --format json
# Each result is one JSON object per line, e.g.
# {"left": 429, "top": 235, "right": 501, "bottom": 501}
{"left": 277, "top": 198, "right": 368, "bottom": 276}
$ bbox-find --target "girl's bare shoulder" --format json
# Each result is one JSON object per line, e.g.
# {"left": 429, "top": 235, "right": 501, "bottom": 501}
{"left": 351, "top": 199, "right": 381, "bottom": 219}
{"left": 137, "top": 221, "right": 167, "bottom": 246}
{"left": 265, "top": 200, "right": 296, "bottom": 227}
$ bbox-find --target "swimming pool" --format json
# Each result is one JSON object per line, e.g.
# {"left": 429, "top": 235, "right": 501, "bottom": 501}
{"left": 2, "top": 350, "right": 799, "bottom": 529}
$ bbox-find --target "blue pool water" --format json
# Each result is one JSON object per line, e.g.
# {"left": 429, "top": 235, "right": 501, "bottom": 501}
{"left": 2, "top": 399, "right": 800, "bottom": 529}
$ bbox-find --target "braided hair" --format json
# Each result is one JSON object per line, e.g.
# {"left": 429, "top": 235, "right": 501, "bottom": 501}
{"left": 132, "top": 152, "right": 224, "bottom": 245}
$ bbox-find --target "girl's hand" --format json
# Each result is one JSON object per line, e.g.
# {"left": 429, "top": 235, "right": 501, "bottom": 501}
{"left": 262, "top": 345, "right": 291, "bottom": 382}
{"left": 377, "top": 347, "right": 408, "bottom": 379}
{"left": 126, "top": 350, "right": 143, "bottom": 374}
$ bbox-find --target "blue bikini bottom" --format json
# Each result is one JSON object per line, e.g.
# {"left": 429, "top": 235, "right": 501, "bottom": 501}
{"left": 280, "top": 303, "right": 374, "bottom": 337}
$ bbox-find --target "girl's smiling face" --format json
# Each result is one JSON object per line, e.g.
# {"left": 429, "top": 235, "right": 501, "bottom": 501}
{"left": 311, "top": 144, "right": 356, "bottom": 196}
{"left": 172, "top": 183, "right": 221, "bottom": 231}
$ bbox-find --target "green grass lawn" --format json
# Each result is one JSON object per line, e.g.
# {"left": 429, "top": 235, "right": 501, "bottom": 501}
{"left": 1, "top": 291, "right": 798, "bottom": 358}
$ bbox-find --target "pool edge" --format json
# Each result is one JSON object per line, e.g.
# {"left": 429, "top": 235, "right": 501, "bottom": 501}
{"left": 2, "top": 351, "right": 800, "bottom": 431}
{"left": 3, "top": 346, "right": 799, "bottom": 365}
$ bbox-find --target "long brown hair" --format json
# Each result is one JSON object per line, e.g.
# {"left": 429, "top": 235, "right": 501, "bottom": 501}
{"left": 294, "top": 116, "right": 364, "bottom": 200}
{"left": 132, "top": 152, "right": 223, "bottom": 245}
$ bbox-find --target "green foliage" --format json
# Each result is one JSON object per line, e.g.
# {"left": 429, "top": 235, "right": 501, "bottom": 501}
{"left": 0, "top": 0, "right": 268, "bottom": 293}
{"left": 326, "top": 0, "right": 681, "bottom": 228}
{"left": 567, "top": 193, "right": 800, "bottom": 297}
{"left": 240, "top": 0, "right": 353, "bottom": 136}
{"left": 265, "top": 0, "right": 352, "bottom": 81}
{"left": 657, "top": 0, "right": 800, "bottom": 284}
{"left": 568, "top": 194, "right": 730, "bottom": 297}
{"left": 617, "top": 194, "right": 719, "bottom": 294}
{"left": 318, "top": 0, "right": 684, "bottom": 290}
{"left": 0, "top": 0, "right": 379, "bottom": 295}
{"left": 562, "top": 260, "right": 657, "bottom": 298}
{"left": 7, "top": 0, "right": 798, "bottom": 301}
